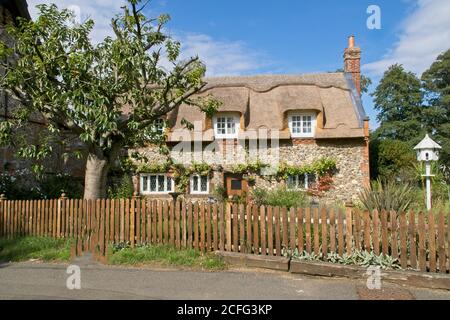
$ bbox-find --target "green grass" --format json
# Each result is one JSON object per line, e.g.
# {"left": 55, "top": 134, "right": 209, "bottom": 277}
{"left": 0, "top": 236, "right": 73, "bottom": 262}
{"left": 107, "top": 244, "right": 227, "bottom": 270}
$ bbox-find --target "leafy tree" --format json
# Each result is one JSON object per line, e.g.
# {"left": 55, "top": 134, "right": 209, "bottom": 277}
{"left": 372, "top": 64, "right": 424, "bottom": 142}
{"left": 369, "top": 138, "right": 416, "bottom": 181}
{"left": 0, "top": 1, "right": 218, "bottom": 199}
{"left": 422, "top": 49, "right": 450, "bottom": 174}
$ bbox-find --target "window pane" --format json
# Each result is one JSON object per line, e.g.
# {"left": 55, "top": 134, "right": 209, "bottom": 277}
{"left": 231, "top": 179, "right": 242, "bottom": 190}
{"left": 142, "top": 176, "right": 148, "bottom": 192}
{"left": 166, "top": 176, "right": 172, "bottom": 192}
{"left": 302, "top": 116, "right": 312, "bottom": 133}
{"left": 200, "top": 176, "right": 208, "bottom": 192}
{"left": 307, "top": 173, "right": 316, "bottom": 188}
{"left": 287, "top": 176, "right": 296, "bottom": 188}
{"left": 216, "top": 117, "right": 226, "bottom": 135}
{"left": 193, "top": 175, "right": 199, "bottom": 191}
{"left": 150, "top": 175, "right": 157, "bottom": 192}
{"left": 158, "top": 175, "right": 165, "bottom": 192}
{"left": 291, "top": 116, "right": 301, "bottom": 134}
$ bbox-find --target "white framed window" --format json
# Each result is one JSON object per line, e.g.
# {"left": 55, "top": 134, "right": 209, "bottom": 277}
{"left": 287, "top": 173, "right": 317, "bottom": 189}
{"left": 140, "top": 173, "right": 174, "bottom": 194}
{"left": 288, "top": 113, "right": 316, "bottom": 137}
{"left": 190, "top": 174, "right": 209, "bottom": 194}
{"left": 213, "top": 113, "right": 239, "bottom": 139}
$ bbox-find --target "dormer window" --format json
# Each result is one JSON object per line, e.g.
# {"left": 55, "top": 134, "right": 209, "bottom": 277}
{"left": 213, "top": 113, "right": 239, "bottom": 139}
{"left": 288, "top": 112, "right": 316, "bottom": 138}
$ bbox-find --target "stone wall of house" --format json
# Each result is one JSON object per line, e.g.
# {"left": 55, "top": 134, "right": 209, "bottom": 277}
{"left": 133, "top": 137, "right": 369, "bottom": 204}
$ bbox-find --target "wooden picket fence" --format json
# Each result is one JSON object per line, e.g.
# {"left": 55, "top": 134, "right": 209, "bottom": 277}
{"left": 0, "top": 195, "right": 449, "bottom": 273}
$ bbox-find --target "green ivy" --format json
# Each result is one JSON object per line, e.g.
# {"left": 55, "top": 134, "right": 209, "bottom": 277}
{"left": 231, "top": 160, "right": 269, "bottom": 174}
{"left": 277, "top": 157, "right": 337, "bottom": 179}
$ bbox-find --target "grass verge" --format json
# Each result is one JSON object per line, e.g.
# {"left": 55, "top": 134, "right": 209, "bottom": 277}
{"left": 0, "top": 236, "right": 73, "bottom": 262}
{"left": 107, "top": 243, "right": 227, "bottom": 270}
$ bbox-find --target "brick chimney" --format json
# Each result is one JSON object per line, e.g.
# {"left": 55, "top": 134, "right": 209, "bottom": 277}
{"left": 344, "top": 35, "right": 361, "bottom": 96}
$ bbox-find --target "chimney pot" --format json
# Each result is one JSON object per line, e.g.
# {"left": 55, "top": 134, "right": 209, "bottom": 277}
{"left": 348, "top": 36, "right": 355, "bottom": 48}
{"left": 344, "top": 35, "right": 361, "bottom": 96}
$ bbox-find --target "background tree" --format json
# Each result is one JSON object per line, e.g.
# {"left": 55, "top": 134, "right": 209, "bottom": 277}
{"left": 0, "top": 1, "right": 218, "bottom": 199}
{"left": 371, "top": 64, "right": 424, "bottom": 142}
{"left": 422, "top": 49, "right": 450, "bottom": 178}
{"left": 369, "top": 138, "right": 416, "bottom": 181}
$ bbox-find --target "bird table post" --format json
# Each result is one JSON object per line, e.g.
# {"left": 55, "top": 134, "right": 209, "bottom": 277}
{"left": 414, "top": 134, "right": 442, "bottom": 211}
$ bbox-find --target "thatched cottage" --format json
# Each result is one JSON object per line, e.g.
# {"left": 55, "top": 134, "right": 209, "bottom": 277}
{"left": 133, "top": 36, "right": 370, "bottom": 203}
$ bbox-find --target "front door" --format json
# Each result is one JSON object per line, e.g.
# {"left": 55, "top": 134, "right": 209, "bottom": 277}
{"left": 225, "top": 174, "right": 248, "bottom": 198}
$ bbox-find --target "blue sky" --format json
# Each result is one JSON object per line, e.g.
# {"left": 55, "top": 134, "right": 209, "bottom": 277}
{"left": 28, "top": 0, "right": 450, "bottom": 130}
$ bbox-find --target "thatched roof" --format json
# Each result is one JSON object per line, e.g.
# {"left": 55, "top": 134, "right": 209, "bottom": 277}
{"left": 168, "top": 72, "right": 368, "bottom": 141}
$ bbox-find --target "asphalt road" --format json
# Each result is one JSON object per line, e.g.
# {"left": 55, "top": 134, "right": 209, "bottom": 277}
{"left": 0, "top": 257, "right": 449, "bottom": 300}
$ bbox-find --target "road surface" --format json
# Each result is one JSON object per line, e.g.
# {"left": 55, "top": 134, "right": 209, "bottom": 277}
{"left": 0, "top": 257, "right": 449, "bottom": 300}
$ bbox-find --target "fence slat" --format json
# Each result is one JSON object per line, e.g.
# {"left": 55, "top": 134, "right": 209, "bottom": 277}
{"left": 246, "top": 204, "right": 252, "bottom": 253}
{"left": 157, "top": 200, "right": 162, "bottom": 244}
{"left": 253, "top": 205, "right": 260, "bottom": 254}
{"left": 428, "top": 211, "right": 437, "bottom": 272}
{"left": 192, "top": 202, "right": 198, "bottom": 249}
{"left": 354, "top": 209, "right": 361, "bottom": 251}
{"left": 239, "top": 204, "right": 245, "bottom": 253}
{"left": 206, "top": 203, "right": 212, "bottom": 252}
{"left": 372, "top": 210, "right": 380, "bottom": 255}
{"left": 119, "top": 199, "right": 124, "bottom": 242}
{"left": 297, "top": 208, "right": 304, "bottom": 254}
{"left": 274, "top": 206, "right": 281, "bottom": 256}
{"left": 187, "top": 202, "right": 193, "bottom": 249}
{"left": 164, "top": 201, "right": 170, "bottom": 245}
{"left": 390, "top": 210, "right": 398, "bottom": 259}
{"left": 261, "top": 205, "right": 267, "bottom": 255}
{"left": 280, "top": 207, "right": 288, "bottom": 255}
{"left": 135, "top": 198, "right": 141, "bottom": 246}
{"left": 212, "top": 203, "right": 218, "bottom": 251}
{"left": 175, "top": 201, "right": 181, "bottom": 249}
{"left": 289, "top": 207, "right": 296, "bottom": 254}
{"left": 399, "top": 212, "right": 408, "bottom": 269}
{"left": 182, "top": 201, "right": 187, "bottom": 248}
{"left": 381, "top": 210, "right": 389, "bottom": 256}
{"left": 99, "top": 199, "right": 106, "bottom": 256}
{"left": 152, "top": 200, "right": 158, "bottom": 245}
{"left": 267, "top": 206, "right": 274, "bottom": 256}
{"left": 363, "top": 211, "right": 370, "bottom": 252}
{"left": 313, "top": 208, "right": 320, "bottom": 255}
{"left": 225, "top": 202, "right": 232, "bottom": 252}
{"left": 418, "top": 211, "right": 426, "bottom": 272}
{"left": 345, "top": 206, "right": 353, "bottom": 256}
{"left": 232, "top": 203, "right": 238, "bottom": 253}
{"left": 305, "top": 207, "right": 312, "bottom": 254}
{"left": 321, "top": 207, "right": 328, "bottom": 257}
{"left": 219, "top": 203, "right": 225, "bottom": 251}
{"left": 437, "top": 211, "right": 446, "bottom": 272}
{"left": 200, "top": 202, "right": 206, "bottom": 252}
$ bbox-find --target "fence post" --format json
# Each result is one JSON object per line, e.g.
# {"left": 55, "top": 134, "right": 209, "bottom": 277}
{"left": 57, "top": 193, "right": 66, "bottom": 238}
{"left": 345, "top": 201, "right": 354, "bottom": 255}
{"left": 0, "top": 194, "right": 5, "bottom": 237}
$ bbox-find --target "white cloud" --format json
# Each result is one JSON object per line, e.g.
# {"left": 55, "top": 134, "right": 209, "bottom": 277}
{"left": 27, "top": 1, "right": 269, "bottom": 76}
{"left": 178, "top": 33, "right": 269, "bottom": 76}
{"left": 363, "top": 0, "right": 450, "bottom": 76}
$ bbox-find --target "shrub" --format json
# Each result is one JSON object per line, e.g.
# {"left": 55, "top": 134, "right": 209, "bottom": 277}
{"left": 358, "top": 179, "right": 415, "bottom": 212}
{"left": 107, "top": 174, "right": 134, "bottom": 199}
{"left": 251, "top": 186, "right": 309, "bottom": 209}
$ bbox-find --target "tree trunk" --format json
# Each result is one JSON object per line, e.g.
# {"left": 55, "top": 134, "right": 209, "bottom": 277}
{"left": 84, "top": 152, "right": 110, "bottom": 199}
